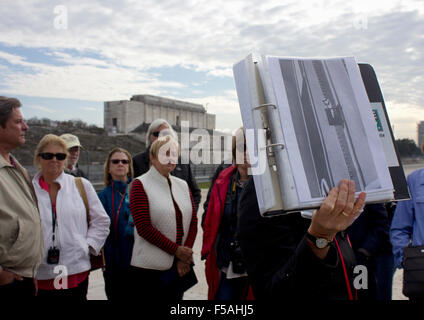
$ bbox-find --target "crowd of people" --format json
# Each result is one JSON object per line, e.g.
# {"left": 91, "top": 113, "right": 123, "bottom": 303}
{"left": 0, "top": 95, "right": 423, "bottom": 301}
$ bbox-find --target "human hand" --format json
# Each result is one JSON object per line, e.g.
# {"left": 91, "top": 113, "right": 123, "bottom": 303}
{"left": 176, "top": 260, "right": 191, "bottom": 277}
{"left": 175, "top": 246, "right": 193, "bottom": 264}
{"left": 0, "top": 269, "right": 23, "bottom": 286}
{"left": 309, "top": 179, "right": 366, "bottom": 241}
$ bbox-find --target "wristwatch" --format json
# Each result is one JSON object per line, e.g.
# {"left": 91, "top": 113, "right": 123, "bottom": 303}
{"left": 306, "top": 232, "right": 333, "bottom": 249}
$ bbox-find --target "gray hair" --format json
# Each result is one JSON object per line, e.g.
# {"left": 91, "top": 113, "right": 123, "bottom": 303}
{"left": 0, "top": 96, "right": 22, "bottom": 128}
{"left": 146, "top": 118, "right": 178, "bottom": 147}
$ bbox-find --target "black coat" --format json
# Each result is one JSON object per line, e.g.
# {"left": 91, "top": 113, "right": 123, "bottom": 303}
{"left": 65, "top": 166, "right": 86, "bottom": 178}
{"left": 346, "top": 203, "right": 392, "bottom": 300}
{"left": 132, "top": 148, "right": 201, "bottom": 211}
{"left": 238, "top": 178, "right": 358, "bottom": 300}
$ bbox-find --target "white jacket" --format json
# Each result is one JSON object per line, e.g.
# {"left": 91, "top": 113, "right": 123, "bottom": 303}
{"left": 32, "top": 171, "right": 110, "bottom": 280}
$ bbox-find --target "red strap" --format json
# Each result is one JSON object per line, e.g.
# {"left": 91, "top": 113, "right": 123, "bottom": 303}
{"left": 334, "top": 237, "right": 354, "bottom": 300}
{"left": 346, "top": 234, "right": 358, "bottom": 300}
{"left": 111, "top": 181, "right": 127, "bottom": 240}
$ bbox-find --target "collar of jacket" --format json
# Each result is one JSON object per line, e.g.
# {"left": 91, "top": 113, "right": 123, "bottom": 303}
{"left": 215, "top": 165, "right": 237, "bottom": 189}
{"left": 0, "top": 153, "right": 14, "bottom": 169}
{"left": 111, "top": 179, "right": 130, "bottom": 192}
{"left": 33, "top": 170, "right": 67, "bottom": 189}
{"left": 148, "top": 163, "right": 173, "bottom": 185}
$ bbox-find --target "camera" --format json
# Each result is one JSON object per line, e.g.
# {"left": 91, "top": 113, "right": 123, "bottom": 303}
{"left": 47, "top": 247, "right": 60, "bottom": 264}
{"left": 229, "top": 240, "right": 246, "bottom": 274}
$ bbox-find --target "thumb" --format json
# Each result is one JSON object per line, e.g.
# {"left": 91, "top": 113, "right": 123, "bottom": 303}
{"left": 15, "top": 274, "right": 24, "bottom": 281}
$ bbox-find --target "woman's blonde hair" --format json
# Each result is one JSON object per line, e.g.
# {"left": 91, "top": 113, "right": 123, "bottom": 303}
{"left": 33, "top": 134, "right": 69, "bottom": 170}
{"left": 150, "top": 135, "right": 180, "bottom": 162}
{"left": 103, "top": 147, "right": 134, "bottom": 186}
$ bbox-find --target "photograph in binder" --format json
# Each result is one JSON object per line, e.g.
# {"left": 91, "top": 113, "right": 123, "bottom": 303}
{"left": 275, "top": 58, "right": 379, "bottom": 198}
{"left": 233, "top": 55, "right": 395, "bottom": 215}
{"left": 264, "top": 56, "right": 394, "bottom": 205}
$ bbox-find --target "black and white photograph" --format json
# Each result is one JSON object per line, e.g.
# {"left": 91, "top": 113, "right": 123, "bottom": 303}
{"left": 266, "top": 56, "right": 393, "bottom": 203}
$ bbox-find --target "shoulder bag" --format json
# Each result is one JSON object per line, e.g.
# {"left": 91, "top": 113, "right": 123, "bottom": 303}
{"left": 75, "top": 177, "right": 106, "bottom": 272}
{"left": 402, "top": 244, "right": 424, "bottom": 297}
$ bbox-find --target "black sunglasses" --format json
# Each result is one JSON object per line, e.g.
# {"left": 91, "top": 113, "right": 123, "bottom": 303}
{"left": 151, "top": 131, "right": 160, "bottom": 137}
{"left": 39, "top": 152, "right": 67, "bottom": 161}
{"left": 111, "top": 159, "right": 130, "bottom": 165}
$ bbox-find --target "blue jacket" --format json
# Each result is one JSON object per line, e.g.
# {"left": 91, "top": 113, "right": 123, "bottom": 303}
{"left": 98, "top": 179, "right": 134, "bottom": 274}
{"left": 390, "top": 168, "right": 424, "bottom": 268}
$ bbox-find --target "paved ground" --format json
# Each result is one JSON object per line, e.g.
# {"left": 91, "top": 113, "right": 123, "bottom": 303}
{"left": 87, "top": 188, "right": 409, "bottom": 300}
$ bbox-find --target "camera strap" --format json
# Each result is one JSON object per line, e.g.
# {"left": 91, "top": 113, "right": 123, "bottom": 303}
{"left": 111, "top": 181, "right": 128, "bottom": 240}
{"left": 334, "top": 236, "right": 357, "bottom": 301}
{"left": 51, "top": 202, "right": 58, "bottom": 244}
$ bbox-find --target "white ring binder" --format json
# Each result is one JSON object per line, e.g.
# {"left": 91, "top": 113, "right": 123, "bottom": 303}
{"left": 263, "top": 143, "right": 284, "bottom": 150}
{"left": 253, "top": 103, "right": 277, "bottom": 110}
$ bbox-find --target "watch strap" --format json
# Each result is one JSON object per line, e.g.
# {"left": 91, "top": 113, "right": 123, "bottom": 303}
{"left": 306, "top": 232, "right": 333, "bottom": 248}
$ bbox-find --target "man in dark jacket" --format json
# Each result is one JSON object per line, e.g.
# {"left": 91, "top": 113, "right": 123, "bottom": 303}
{"left": 238, "top": 177, "right": 365, "bottom": 300}
{"left": 132, "top": 119, "right": 201, "bottom": 211}
{"left": 346, "top": 203, "right": 393, "bottom": 300}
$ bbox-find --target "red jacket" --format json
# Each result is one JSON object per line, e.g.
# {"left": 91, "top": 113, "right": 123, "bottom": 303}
{"left": 201, "top": 166, "right": 254, "bottom": 300}
{"left": 201, "top": 165, "right": 237, "bottom": 299}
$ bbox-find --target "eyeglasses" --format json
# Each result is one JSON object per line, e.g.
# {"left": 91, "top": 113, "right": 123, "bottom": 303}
{"left": 111, "top": 159, "right": 130, "bottom": 165}
{"left": 39, "top": 153, "right": 67, "bottom": 161}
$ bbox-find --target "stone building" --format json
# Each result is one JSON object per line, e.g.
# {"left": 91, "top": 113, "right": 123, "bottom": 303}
{"left": 418, "top": 121, "right": 424, "bottom": 149}
{"left": 104, "top": 95, "right": 232, "bottom": 179}
{"left": 104, "top": 94, "right": 215, "bottom": 136}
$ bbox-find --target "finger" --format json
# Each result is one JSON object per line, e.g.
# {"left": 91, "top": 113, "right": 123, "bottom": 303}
{"left": 177, "top": 267, "right": 183, "bottom": 277}
{"left": 320, "top": 187, "right": 338, "bottom": 213}
{"left": 334, "top": 180, "right": 349, "bottom": 212}
{"left": 352, "top": 192, "right": 366, "bottom": 218}
{"left": 344, "top": 180, "right": 356, "bottom": 213}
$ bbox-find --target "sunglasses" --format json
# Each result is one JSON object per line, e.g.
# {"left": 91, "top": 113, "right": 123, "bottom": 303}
{"left": 111, "top": 159, "right": 130, "bottom": 165}
{"left": 39, "top": 152, "right": 67, "bottom": 161}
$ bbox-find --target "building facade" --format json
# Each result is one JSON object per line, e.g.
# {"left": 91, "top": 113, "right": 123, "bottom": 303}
{"left": 104, "top": 94, "right": 231, "bottom": 171}
{"left": 104, "top": 94, "right": 215, "bottom": 135}
{"left": 418, "top": 121, "right": 424, "bottom": 149}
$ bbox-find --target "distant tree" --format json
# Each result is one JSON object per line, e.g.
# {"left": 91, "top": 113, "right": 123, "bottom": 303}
{"left": 72, "top": 119, "right": 87, "bottom": 128}
{"left": 41, "top": 118, "right": 51, "bottom": 126}
{"left": 395, "top": 138, "right": 422, "bottom": 158}
{"left": 27, "top": 117, "right": 40, "bottom": 125}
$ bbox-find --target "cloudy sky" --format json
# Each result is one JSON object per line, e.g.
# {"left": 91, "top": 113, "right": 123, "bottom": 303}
{"left": 0, "top": 0, "right": 422, "bottom": 141}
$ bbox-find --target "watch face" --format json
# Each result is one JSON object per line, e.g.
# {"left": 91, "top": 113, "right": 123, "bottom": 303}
{"left": 316, "top": 238, "right": 329, "bottom": 249}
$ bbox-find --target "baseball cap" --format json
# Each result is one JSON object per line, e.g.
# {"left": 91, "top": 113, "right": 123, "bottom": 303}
{"left": 60, "top": 133, "right": 83, "bottom": 150}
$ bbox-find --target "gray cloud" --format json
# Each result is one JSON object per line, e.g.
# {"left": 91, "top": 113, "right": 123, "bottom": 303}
{"left": 0, "top": 0, "right": 422, "bottom": 137}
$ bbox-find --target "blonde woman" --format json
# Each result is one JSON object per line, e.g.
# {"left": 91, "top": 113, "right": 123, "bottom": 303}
{"left": 97, "top": 147, "right": 134, "bottom": 300}
{"left": 129, "top": 135, "right": 198, "bottom": 301}
{"left": 32, "top": 134, "right": 110, "bottom": 300}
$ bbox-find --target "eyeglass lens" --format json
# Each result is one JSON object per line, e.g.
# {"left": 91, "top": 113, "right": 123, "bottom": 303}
{"left": 39, "top": 153, "right": 67, "bottom": 160}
